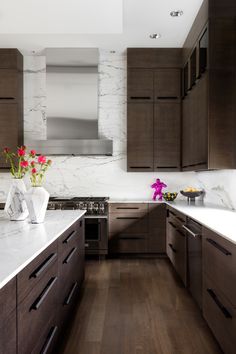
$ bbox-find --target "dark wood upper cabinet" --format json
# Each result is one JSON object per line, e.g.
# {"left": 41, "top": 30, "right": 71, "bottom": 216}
{"left": 127, "top": 69, "right": 154, "bottom": 102}
{"left": 154, "top": 69, "right": 181, "bottom": 101}
{"left": 182, "top": 0, "right": 236, "bottom": 170}
{"left": 0, "top": 49, "right": 23, "bottom": 170}
{"left": 127, "top": 49, "right": 182, "bottom": 172}
{"left": 127, "top": 103, "right": 154, "bottom": 172}
{"left": 154, "top": 103, "right": 181, "bottom": 171}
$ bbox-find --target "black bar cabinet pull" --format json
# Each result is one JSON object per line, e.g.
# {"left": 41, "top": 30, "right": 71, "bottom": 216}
{"left": 129, "top": 166, "right": 152, "bottom": 169}
{"left": 30, "top": 253, "right": 57, "bottom": 279}
{"left": 116, "top": 217, "right": 140, "bottom": 220}
{"left": 130, "top": 96, "right": 151, "bottom": 100}
{"left": 206, "top": 238, "right": 231, "bottom": 256}
{"left": 30, "top": 277, "right": 57, "bottom": 311}
{"left": 64, "top": 282, "right": 78, "bottom": 305}
{"left": 63, "top": 230, "right": 77, "bottom": 244}
{"left": 40, "top": 326, "right": 58, "bottom": 354}
{"left": 168, "top": 221, "right": 177, "bottom": 229}
{"left": 0, "top": 97, "right": 15, "bottom": 100}
{"left": 157, "top": 96, "right": 178, "bottom": 100}
{"left": 207, "top": 289, "right": 232, "bottom": 319}
{"left": 176, "top": 229, "right": 185, "bottom": 237}
{"left": 63, "top": 247, "right": 77, "bottom": 264}
{"left": 168, "top": 243, "right": 177, "bottom": 253}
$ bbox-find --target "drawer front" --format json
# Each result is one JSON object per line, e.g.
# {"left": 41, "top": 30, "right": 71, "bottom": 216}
{"left": 0, "top": 69, "right": 18, "bottom": 101}
{"left": 58, "top": 220, "right": 82, "bottom": 258}
{"left": 18, "top": 262, "right": 58, "bottom": 354}
{"left": 109, "top": 213, "right": 148, "bottom": 235}
{"left": 18, "top": 241, "right": 58, "bottom": 303}
{"left": 203, "top": 227, "right": 236, "bottom": 307}
{"left": 59, "top": 280, "right": 80, "bottom": 326}
{"left": 32, "top": 319, "right": 58, "bottom": 354}
{"left": 59, "top": 245, "right": 81, "bottom": 285}
{"left": 167, "top": 207, "right": 186, "bottom": 228}
{"left": 203, "top": 275, "right": 236, "bottom": 354}
{"left": 109, "top": 203, "right": 148, "bottom": 214}
{"left": 0, "top": 277, "right": 16, "bottom": 318}
{"left": 166, "top": 219, "right": 187, "bottom": 285}
{"left": 0, "top": 311, "right": 16, "bottom": 354}
{"left": 109, "top": 233, "right": 147, "bottom": 253}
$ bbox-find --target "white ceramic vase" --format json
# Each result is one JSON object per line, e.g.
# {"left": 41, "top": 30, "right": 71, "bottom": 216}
{"left": 24, "top": 186, "right": 49, "bottom": 224}
{"left": 4, "top": 178, "right": 29, "bottom": 221}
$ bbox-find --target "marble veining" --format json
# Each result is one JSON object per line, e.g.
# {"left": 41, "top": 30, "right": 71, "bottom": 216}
{"left": 0, "top": 50, "right": 236, "bottom": 211}
{"left": 0, "top": 210, "right": 86, "bottom": 289}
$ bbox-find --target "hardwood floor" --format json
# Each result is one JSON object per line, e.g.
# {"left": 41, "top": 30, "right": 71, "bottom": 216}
{"left": 59, "top": 258, "right": 221, "bottom": 354}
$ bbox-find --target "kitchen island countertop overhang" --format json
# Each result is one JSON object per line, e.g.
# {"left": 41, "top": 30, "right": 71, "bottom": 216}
{"left": 0, "top": 210, "right": 86, "bottom": 289}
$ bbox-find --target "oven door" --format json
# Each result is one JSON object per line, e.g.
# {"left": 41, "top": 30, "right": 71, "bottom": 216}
{"left": 84, "top": 218, "right": 108, "bottom": 254}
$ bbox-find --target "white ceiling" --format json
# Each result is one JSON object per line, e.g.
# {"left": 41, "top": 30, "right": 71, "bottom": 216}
{"left": 0, "top": 0, "right": 204, "bottom": 53}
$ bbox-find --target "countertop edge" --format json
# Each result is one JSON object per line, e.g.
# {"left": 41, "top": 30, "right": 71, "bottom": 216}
{"left": 0, "top": 210, "right": 86, "bottom": 289}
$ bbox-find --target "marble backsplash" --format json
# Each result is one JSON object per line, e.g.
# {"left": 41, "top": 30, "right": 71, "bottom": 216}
{"left": 0, "top": 50, "right": 236, "bottom": 210}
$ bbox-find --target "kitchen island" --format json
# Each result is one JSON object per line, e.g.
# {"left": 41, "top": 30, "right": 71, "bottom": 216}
{"left": 0, "top": 210, "right": 86, "bottom": 354}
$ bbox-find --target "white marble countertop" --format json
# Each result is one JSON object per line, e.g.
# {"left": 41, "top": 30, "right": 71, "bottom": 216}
{"left": 109, "top": 199, "right": 236, "bottom": 245}
{"left": 0, "top": 210, "right": 86, "bottom": 289}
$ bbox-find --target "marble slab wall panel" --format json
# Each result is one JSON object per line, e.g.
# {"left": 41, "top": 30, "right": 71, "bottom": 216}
{"left": 0, "top": 51, "right": 236, "bottom": 210}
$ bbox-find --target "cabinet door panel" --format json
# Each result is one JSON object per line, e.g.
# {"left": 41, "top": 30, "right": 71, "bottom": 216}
{"left": 155, "top": 69, "right": 181, "bottom": 101}
{"left": 182, "top": 75, "right": 208, "bottom": 170}
{"left": 0, "top": 70, "right": 18, "bottom": 101}
{"left": 0, "top": 104, "right": 22, "bottom": 169}
{"left": 127, "top": 69, "right": 154, "bottom": 102}
{"left": 127, "top": 103, "right": 154, "bottom": 171}
{"left": 148, "top": 204, "right": 166, "bottom": 253}
{"left": 0, "top": 311, "right": 16, "bottom": 354}
{"left": 154, "top": 103, "right": 181, "bottom": 171}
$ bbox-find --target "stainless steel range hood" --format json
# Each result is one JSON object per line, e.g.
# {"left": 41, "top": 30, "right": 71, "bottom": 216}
{"left": 28, "top": 48, "right": 113, "bottom": 156}
{"left": 25, "top": 139, "right": 113, "bottom": 156}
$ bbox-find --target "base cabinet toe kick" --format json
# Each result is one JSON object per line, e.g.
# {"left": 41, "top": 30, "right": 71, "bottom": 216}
{"left": 0, "top": 217, "right": 85, "bottom": 354}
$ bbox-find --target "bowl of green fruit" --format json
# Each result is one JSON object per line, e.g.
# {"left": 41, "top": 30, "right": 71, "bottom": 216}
{"left": 162, "top": 192, "right": 178, "bottom": 201}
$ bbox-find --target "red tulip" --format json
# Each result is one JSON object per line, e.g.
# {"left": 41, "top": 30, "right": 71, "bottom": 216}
{"left": 38, "top": 155, "right": 47, "bottom": 164}
{"left": 30, "top": 149, "right": 36, "bottom": 156}
{"left": 32, "top": 168, "right": 37, "bottom": 174}
{"left": 20, "top": 160, "right": 29, "bottom": 168}
{"left": 17, "top": 148, "right": 25, "bottom": 157}
{"left": 3, "top": 147, "right": 9, "bottom": 153}
{"left": 31, "top": 161, "right": 35, "bottom": 167}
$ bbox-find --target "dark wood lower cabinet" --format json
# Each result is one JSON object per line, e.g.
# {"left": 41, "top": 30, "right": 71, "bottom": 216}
{"left": 109, "top": 203, "right": 166, "bottom": 254}
{"left": 0, "top": 217, "right": 85, "bottom": 354}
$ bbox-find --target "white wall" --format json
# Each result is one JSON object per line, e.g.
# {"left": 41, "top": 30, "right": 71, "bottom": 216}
{"left": 0, "top": 50, "right": 236, "bottom": 210}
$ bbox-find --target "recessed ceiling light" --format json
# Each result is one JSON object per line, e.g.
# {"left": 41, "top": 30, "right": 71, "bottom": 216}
{"left": 170, "top": 10, "right": 183, "bottom": 17}
{"left": 149, "top": 33, "right": 161, "bottom": 39}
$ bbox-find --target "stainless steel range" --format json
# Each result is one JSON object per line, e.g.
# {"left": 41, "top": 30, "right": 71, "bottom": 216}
{"left": 48, "top": 197, "right": 109, "bottom": 255}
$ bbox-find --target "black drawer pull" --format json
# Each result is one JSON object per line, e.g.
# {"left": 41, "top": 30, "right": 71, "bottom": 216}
{"left": 129, "top": 166, "right": 152, "bottom": 169}
{"left": 30, "top": 253, "right": 57, "bottom": 279}
{"left": 116, "top": 217, "right": 140, "bottom": 220}
{"left": 156, "top": 166, "right": 179, "bottom": 169}
{"left": 182, "top": 162, "right": 207, "bottom": 168}
{"left": 63, "top": 247, "right": 77, "bottom": 264}
{"left": 119, "top": 236, "right": 145, "bottom": 240}
{"left": 177, "top": 216, "right": 185, "bottom": 223}
{"left": 130, "top": 96, "right": 151, "bottom": 100}
{"left": 168, "top": 243, "right": 177, "bottom": 253}
{"left": 64, "top": 282, "right": 78, "bottom": 305}
{"left": 176, "top": 229, "right": 185, "bottom": 237}
{"left": 169, "top": 210, "right": 177, "bottom": 217}
{"left": 30, "top": 277, "right": 57, "bottom": 311}
{"left": 207, "top": 289, "right": 232, "bottom": 319}
{"left": 116, "top": 207, "right": 139, "bottom": 210}
{"left": 63, "top": 230, "right": 77, "bottom": 244}
{"left": 40, "top": 326, "right": 58, "bottom": 354}
{"left": 0, "top": 97, "right": 15, "bottom": 100}
{"left": 157, "top": 96, "right": 178, "bottom": 100}
{"left": 206, "top": 238, "right": 231, "bottom": 256}
{"left": 168, "top": 221, "right": 177, "bottom": 229}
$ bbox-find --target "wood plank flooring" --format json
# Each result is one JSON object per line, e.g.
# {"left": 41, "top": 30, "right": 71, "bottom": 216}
{"left": 58, "top": 258, "right": 222, "bottom": 354}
